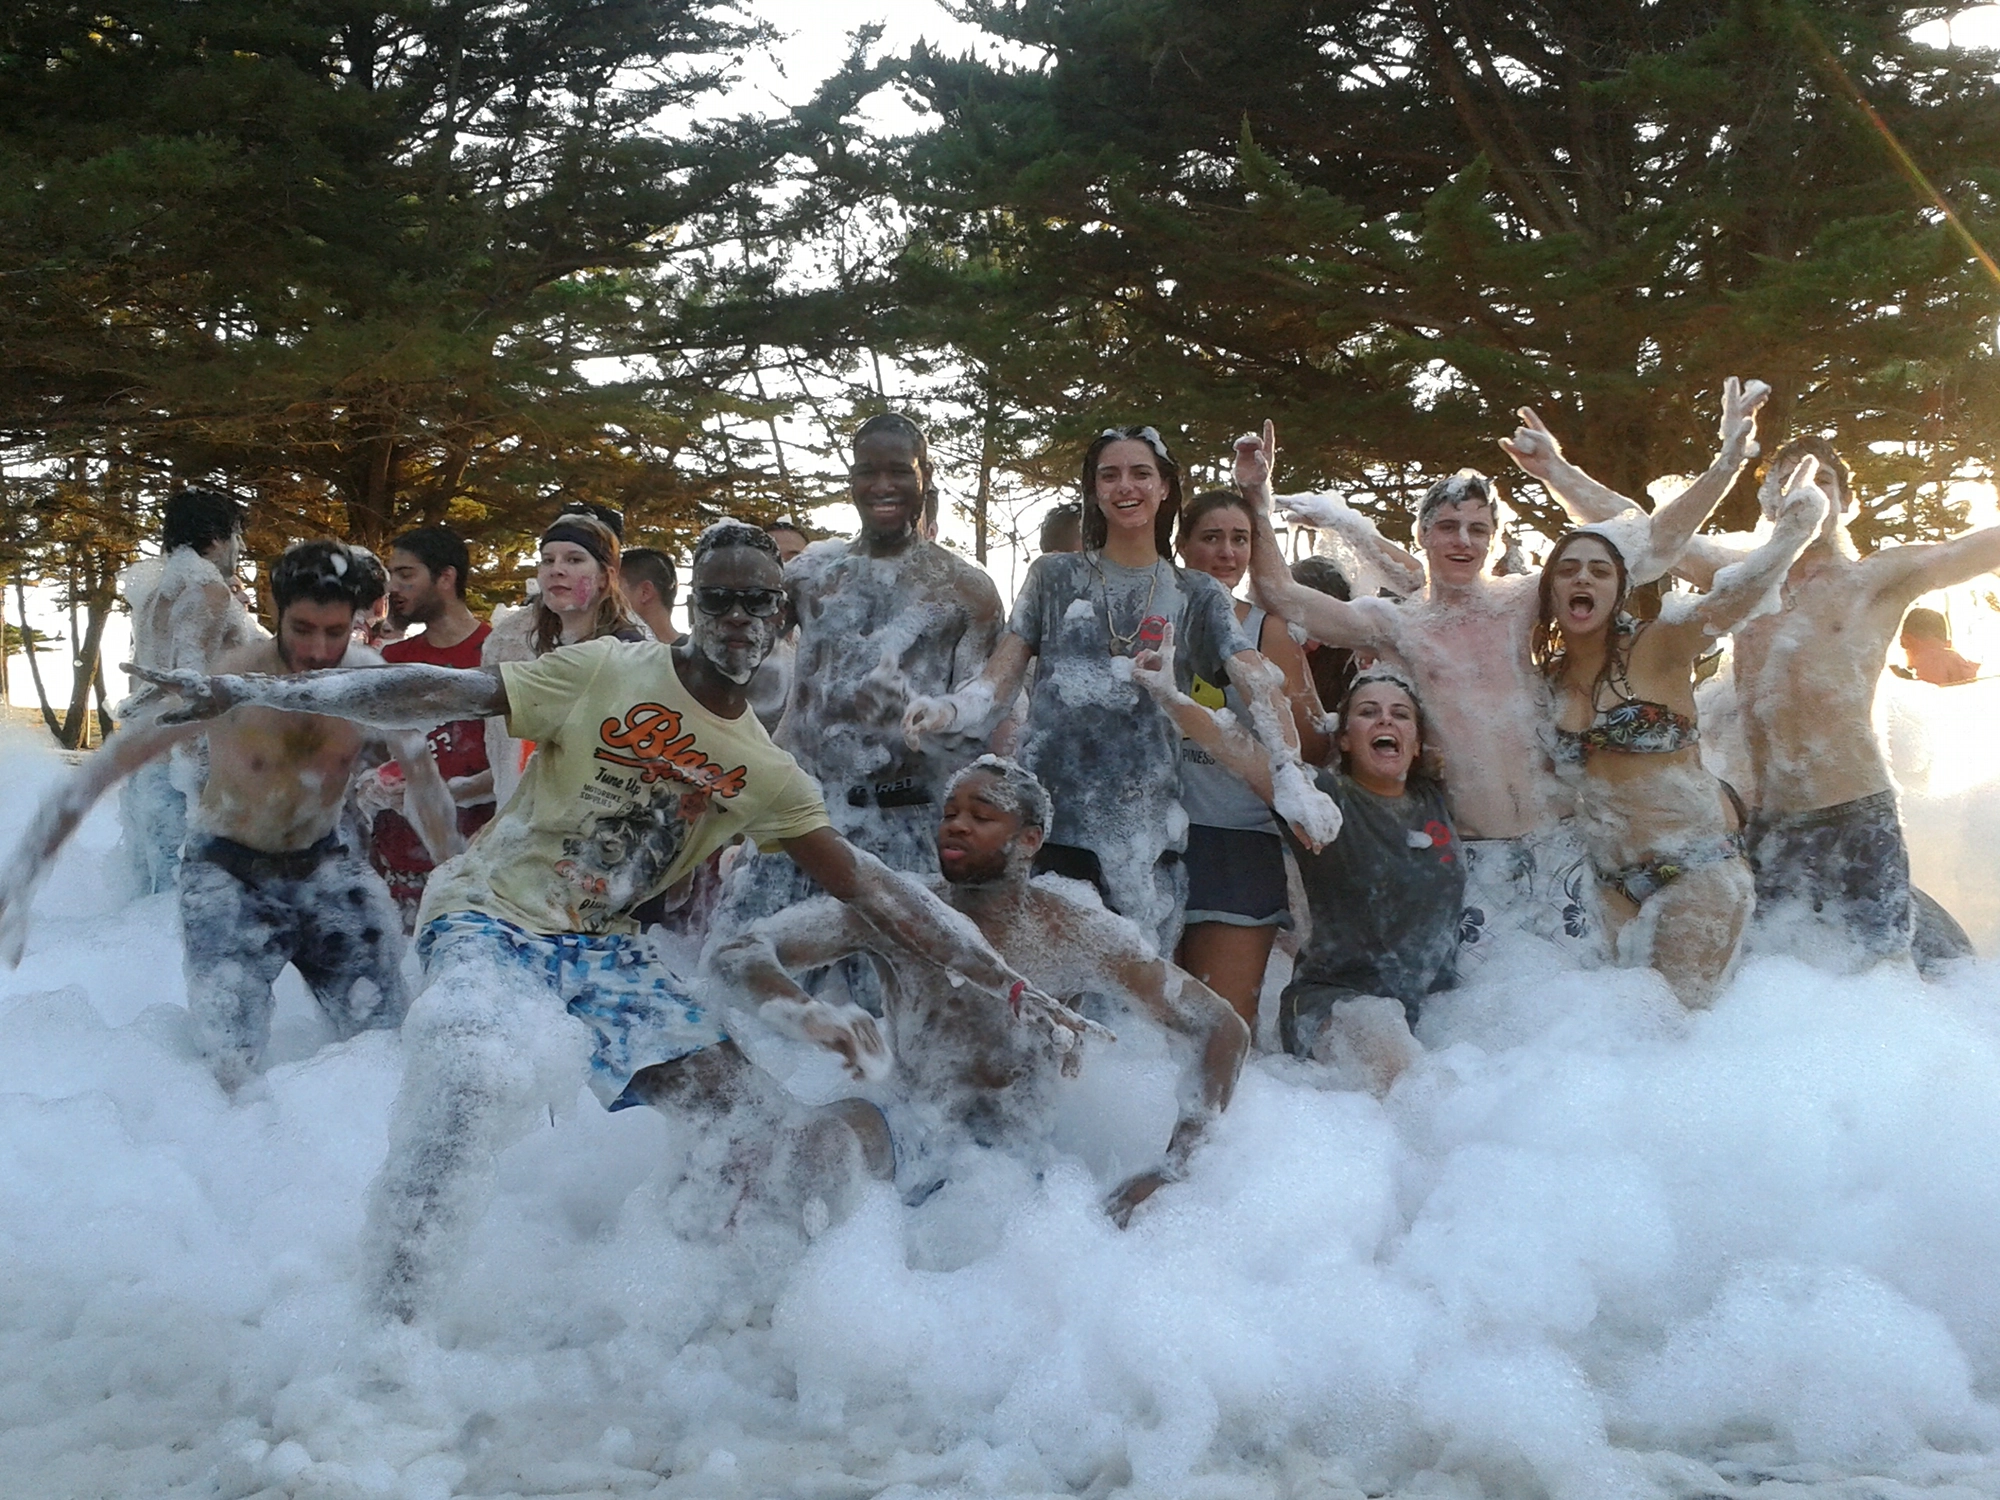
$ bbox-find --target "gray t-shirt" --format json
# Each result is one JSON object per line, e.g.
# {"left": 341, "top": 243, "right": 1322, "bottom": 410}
{"left": 1008, "top": 552, "right": 1253, "bottom": 851}
{"left": 1281, "top": 769, "right": 1465, "bottom": 1054}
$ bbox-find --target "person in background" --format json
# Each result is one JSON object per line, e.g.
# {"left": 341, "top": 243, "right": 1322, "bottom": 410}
{"left": 348, "top": 548, "right": 397, "bottom": 649}
{"left": 622, "top": 547, "right": 682, "bottom": 645}
{"left": 481, "top": 513, "right": 644, "bottom": 807}
{"left": 1173, "top": 490, "right": 1330, "bottom": 1030}
{"left": 1039, "top": 503, "right": 1083, "bottom": 556}
{"left": 1899, "top": 607, "right": 1979, "bottom": 686}
{"left": 766, "top": 519, "right": 810, "bottom": 566}
{"left": 358, "top": 526, "right": 498, "bottom": 927}
{"left": 116, "top": 484, "right": 260, "bottom": 894}
{"left": 1291, "top": 556, "right": 1359, "bottom": 718}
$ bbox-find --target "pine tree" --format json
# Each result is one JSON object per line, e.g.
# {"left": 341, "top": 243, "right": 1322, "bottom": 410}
{"left": 885, "top": 0, "right": 2000, "bottom": 543}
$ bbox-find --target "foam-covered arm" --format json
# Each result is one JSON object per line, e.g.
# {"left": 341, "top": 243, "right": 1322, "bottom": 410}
{"left": 1276, "top": 492, "right": 1428, "bottom": 596}
{"left": 1869, "top": 519, "right": 2000, "bottom": 603}
{"left": 902, "top": 631, "right": 1030, "bottom": 750}
{"left": 0, "top": 720, "right": 200, "bottom": 965}
{"left": 1100, "top": 949, "right": 1249, "bottom": 1225}
{"left": 708, "top": 904, "right": 892, "bottom": 1082}
{"left": 1235, "top": 427, "right": 1396, "bottom": 653}
{"left": 1130, "top": 628, "right": 1275, "bottom": 801}
{"left": 1641, "top": 378, "right": 1770, "bottom": 576}
{"left": 130, "top": 663, "right": 509, "bottom": 731}
{"left": 1674, "top": 458, "right": 1827, "bottom": 638}
{"left": 388, "top": 729, "right": 465, "bottom": 865}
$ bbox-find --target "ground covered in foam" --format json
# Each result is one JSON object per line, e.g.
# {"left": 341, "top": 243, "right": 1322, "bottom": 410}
{"left": 6, "top": 722, "right": 2000, "bottom": 1500}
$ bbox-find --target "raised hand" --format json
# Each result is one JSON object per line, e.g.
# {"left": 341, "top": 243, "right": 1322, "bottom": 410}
{"left": 1232, "top": 420, "right": 1279, "bottom": 505}
{"left": 1775, "top": 453, "right": 1829, "bottom": 529}
{"left": 1128, "top": 620, "right": 1179, "bottom": 702}
{"left": 1718, "top": 376, "right": 1770, "bottom": 466}
{"left": 124, "top": 664, "right": 249, "bottom": 725}
{"left": 1499, "top": 407, "right": 1564, "bottom": 482}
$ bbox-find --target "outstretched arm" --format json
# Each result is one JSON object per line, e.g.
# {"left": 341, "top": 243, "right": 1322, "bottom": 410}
{"left": 1865, "top": 519, "right": 2000, "bottom": 606}
{"left": 708, "top": 899, "right": 892, "bottom": 1081}
{"left": 1091, "top": 932, "right": 1249, "bottom": 1225}
{"left": 1650, "top": 457, "right": 1828, "bottom": 654}
{"left": 1130, "top": 624, "right": 1340, "bottom": 852}
{"left": 0, "top": 720, "right": 201, "bottom": 965}
{"left": 902, "top": 631, "right": 1032, "bottom": 750}
{"left": 1503, "top": 378, "right": 1768, "bottom": 586}
{"left": 1236, "top": 424, "right": 1400, "bottom": 654}
{"left": 130, "top": 662, "right": 509, "bottom": 732}
{"left": 780, "top": 827, "right": 1107, "bottom": 1050}
{"left": 1273, "top": 492, "right": 1429, "bottom": 597}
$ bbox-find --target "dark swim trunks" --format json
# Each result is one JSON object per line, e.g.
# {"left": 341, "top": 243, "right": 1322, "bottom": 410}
{"left": 179, "top": 833, "right": 410, "bottom": 1076}
{"left": 1746, "top": 789, "right": 1913, "bottom": 961}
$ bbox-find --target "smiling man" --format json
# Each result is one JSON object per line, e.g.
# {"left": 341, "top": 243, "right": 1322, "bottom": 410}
{"left": 112, "top": 522, "right": 1078, "bottom": 1319}
{"left": 723, "top": 413, "right": 1005, "bottom": 934}
{"left": 0, "top": 540, "right": 462, "bottom": 1090}
{"left": 712, "top": 755, "right": 1245, "bottom": 1225}
{"left": 1238, "top": 383, "right": 1768, "bottom": 961}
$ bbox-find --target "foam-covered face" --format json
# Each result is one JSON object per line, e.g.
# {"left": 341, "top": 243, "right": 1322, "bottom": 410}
{"left": 937, "top": 772, "right": 1039, "bottom": 885}
{"left": 1419, "top": 498, "right": 1495, "bottom": 587}
{"left": 850, "top": 431, "right": 926, "bottom": 541}
{"left": 1093, "top": 439, "right": 1169, "bottom": 542}
{"left": 688, "top": 545, "right": 785, "bottom": 684}
{"left": 277, "top": 599, "right": 358, "bottom": 673}
{"left": 1549, "top": 535, "right": 1622, "bottom": 640}
{"left": 1338, "top": 682, "right": 1420, "bottom": 788}
{"left": 538, "top": 541, "right": 606, "bottom": 617}
{"left": 1179, "top": 503, "right": 1254, "bottom": 590}
{"left": 387, "top": 549, "right": 449, "bottom": 628}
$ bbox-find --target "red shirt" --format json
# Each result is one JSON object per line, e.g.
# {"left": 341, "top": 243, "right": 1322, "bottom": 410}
{"left": 372, "top": 622, "right": 496, "bottom": 892}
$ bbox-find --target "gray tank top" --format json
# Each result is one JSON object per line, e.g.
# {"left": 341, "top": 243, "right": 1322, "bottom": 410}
{"left": 1179, "top": 604, "right": 1279, "bottom": 834}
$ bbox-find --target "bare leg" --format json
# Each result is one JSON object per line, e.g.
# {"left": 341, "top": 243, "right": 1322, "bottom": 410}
{"left": 1643, "top": 860, "right": 1755, "bottom": 1008}
{"left": 1310, "top": 996, "right": 1421, "bottom": 1097}
{"left": 1178, "top": 921, "right": 1278, "bottom": 1032}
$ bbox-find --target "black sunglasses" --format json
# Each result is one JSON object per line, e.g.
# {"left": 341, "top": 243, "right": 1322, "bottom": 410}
{"left": 691, "top": 586, "right": 786, "bottom": 619}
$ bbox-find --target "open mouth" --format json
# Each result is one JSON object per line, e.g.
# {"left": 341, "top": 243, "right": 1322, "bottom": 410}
{"left": 1370, "top": 733, "right": 1400, "bottom": 754}
{"left": 1566, "top": 591, "right": 1595, "bottom": 621}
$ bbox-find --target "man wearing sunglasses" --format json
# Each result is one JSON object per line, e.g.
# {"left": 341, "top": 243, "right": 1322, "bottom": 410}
{"left": 724, "top": 412, "right": 1005, "bottom": 939}
{"left": 121, "top": 520, "right": 1079, "bottom": 1321}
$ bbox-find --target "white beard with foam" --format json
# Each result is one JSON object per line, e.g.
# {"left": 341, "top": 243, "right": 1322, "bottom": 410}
{"left": 5, "top": 678, "right": 2000, "bottom": 1498}
{"left": 693, "top": 611, "right": 779, "bottom": 685}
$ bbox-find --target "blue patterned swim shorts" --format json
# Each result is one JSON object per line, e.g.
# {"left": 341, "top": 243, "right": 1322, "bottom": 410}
{"left": 418, "top": 909, "right": 727, "bottom": 1110}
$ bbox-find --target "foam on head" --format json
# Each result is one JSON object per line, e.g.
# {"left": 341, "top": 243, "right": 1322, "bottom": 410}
{"left": 945, "top": 754, "right": 1053, "bottom": 833}
{"left": 1413, "top": 470, "right": 1500, "bottom": 535}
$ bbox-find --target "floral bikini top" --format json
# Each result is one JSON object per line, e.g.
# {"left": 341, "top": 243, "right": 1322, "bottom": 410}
{"left": 1550, "top": 639, "right": 1700, "bottom": 765}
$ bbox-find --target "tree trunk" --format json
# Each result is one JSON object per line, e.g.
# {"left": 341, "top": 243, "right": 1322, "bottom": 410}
{"left": 60, "top": 590, "right": 112, "bottom": 750}
{"left": 15, "top": 580, "right": 61, "bottom": 741}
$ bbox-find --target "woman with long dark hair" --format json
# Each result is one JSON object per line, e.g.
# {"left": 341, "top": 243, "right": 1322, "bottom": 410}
{"left": 1532, "top": 457, "right": 1827, "bottom": 1005}
{"left": 1172, "top": 489, "right": 1330, "bottom": 1028}
{"left": 904, "top": 427, "right": 1337, "bottom": 952}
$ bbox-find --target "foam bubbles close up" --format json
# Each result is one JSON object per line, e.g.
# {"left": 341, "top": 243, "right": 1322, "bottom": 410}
{"left": 4, "top": 698, "right": 2000, "bottom": 1499}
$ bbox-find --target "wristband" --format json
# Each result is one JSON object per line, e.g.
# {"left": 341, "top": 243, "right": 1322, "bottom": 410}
{"left": 1008, "top": 980, "right": 1026, "bottom": 1016}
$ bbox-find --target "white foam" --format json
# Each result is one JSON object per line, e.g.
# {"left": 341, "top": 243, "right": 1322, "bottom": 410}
{"left": 7, "top": 721, "right": 2000, "bottom": 1496}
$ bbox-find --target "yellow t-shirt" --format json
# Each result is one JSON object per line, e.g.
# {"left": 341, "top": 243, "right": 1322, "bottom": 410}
{"left": 420, "top": 637, "right": 830, "bottom": 936}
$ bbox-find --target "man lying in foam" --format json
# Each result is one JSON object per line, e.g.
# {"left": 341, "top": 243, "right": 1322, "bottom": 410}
{"left": 710, "top": 755, "right": 1248, "bottom": 1225}
{"left": 1236, "top": 380, "right": 1768, "bottom": 962}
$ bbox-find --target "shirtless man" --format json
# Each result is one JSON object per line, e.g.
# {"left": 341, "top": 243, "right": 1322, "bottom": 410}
{"left": 122, "top": 523, "right": 1087, "bottom": 1319}
{"left": 726, "top": 413, "right": 1005, "bottom": 924}
{"left": 116, "top": 485, "right": 260, "bottom": 893}
{"left": 1513, "top": 421, "right": 2000, "bottom": 968}
{"left": 0, "top": 540, "right": 461, "bottom": 1089}
{"left": 712, "top": 756, "right": 1246, "bottom": 1224}
{"left": 1238, "top": 380, "right": 1769, "bottom": 957}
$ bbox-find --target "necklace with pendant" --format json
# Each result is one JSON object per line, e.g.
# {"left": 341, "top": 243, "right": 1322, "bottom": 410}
{"left": 1088, "top": 551, "right": 1163, "bottom": 654}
